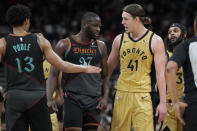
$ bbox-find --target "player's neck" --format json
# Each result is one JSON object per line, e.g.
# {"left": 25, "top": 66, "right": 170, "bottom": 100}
{"left": 130, "top": 26, "right": 147, "bottom": 40}
{"left": 12, "top": 27, "right": 28, "bottom": 36}
{"left": 75, "top": 32, "right": 92, "bottom": 44}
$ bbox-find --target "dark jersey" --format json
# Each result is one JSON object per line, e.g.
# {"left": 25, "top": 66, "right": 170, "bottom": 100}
{"left": 170, "top": 36, "right": 197, "bottom": 102}
{"left": 3, "top": 33, "right": 45, "bottom": 91}
{"left": 62, "top": 36, "right": 102, "bottom": 98}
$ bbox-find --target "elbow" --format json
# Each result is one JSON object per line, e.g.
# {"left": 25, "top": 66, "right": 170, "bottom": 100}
{"left": 165, "top": 66, "right": 172, "bottom": 77}
{"left": 166, "top": 66, "right": 172, "bottom": 74}
{"left": 166, "top": 61, "right": 178, "bottom": 74}
{"left": 165, "top": 65, "right": 176, "bottom": 79}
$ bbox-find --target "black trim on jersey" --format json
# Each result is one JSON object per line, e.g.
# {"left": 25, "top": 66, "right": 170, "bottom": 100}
{"left": 119, "top": 33, "right": 124, "bottom": 51}
{"left": 149, "top": 32, "right": 154, "bottom": 55}
{"left": 128, "top": 30, "right": 149, "bottom": 42}
{"left": 150, "top": 59, "right": 156, "bottom": 92}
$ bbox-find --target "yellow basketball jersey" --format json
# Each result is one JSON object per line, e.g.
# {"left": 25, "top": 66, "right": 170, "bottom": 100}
{"left": 116, "top": 30, "right": 154, "bottom": 92}
{"left": 166, "top": 51, "right": 184, "bottom": 100}
{"left": 43, "top": 60, "right": 51, "bottom": 80}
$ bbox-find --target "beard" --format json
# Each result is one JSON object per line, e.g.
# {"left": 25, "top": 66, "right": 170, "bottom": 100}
{"left": 85, "top": 27, "right": 96, "bottom": 40}
{"left": 167, "top": 35, "right": 184, "bottom": 52}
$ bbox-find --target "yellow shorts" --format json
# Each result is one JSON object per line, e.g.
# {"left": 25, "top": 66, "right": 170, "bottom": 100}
{"left": 111, "top": 90, "right": 154, "bottom": 131}
{"left": 162, "top": 102, "right": 182, "bottom": 131}
{"left": 50, "top": 113, "right": 59, "bottom": 131}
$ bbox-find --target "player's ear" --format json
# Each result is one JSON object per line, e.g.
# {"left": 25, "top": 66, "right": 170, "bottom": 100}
{"left": 183, "top": 34, "right": 187, "bottom": 38}
{"left": 135, "top": 16, "right": 140, "bottom": 23}
{"left": 82, "top": 23, "right": 88, "bottom": 30}
{"left": 24, "top": 18, "right": 29, "bottom": 25}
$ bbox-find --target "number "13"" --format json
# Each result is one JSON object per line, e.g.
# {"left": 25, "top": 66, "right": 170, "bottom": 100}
{"left": 15, "top": 56, "right": 35, "bottom": 73}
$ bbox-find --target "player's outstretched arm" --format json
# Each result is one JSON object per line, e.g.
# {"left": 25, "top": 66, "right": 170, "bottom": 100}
{"left": 38, "top": 35, "right": 102, "bottom": 74}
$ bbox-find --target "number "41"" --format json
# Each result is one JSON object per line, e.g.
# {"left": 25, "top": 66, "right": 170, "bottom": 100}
{"left": 127, "top": 59, "right": 138, "bottom": 71}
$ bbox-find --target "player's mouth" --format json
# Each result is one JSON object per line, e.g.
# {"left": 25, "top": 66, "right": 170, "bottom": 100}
{"left": 124, "top": 26, "right": 128, "bottom": 30}
{"left": 94, "top": 33, "right": 100, "bottom": 38}
{"left": 170, "top": 36, "right": 177, "bottom": 42}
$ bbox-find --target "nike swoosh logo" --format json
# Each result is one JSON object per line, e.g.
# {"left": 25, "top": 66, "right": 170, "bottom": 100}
{"left": 141, "top": 96, "right": 148, "bottom": 99}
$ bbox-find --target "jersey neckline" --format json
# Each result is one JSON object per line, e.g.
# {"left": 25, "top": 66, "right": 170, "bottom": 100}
{"left": 128, "top": 30, "right": 149, "bottom": 42}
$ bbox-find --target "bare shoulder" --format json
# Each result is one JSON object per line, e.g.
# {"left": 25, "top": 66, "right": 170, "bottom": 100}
{"left": 35, "top": 33, "right": 43, "bottom": 37}
{"left": 0, "top": 37, "right": 6, "bottom": 55}
{"left": 36, "top": 33, "right": 49, "bottom": 44}
{"left": 114, "top": 34, "right": 122, "bottom": 42}
{"left": 112, "top": 34, "right": 122, "bottom": 48}
{"left": 36, "top": 33, "right": 51, "bottom": 51}
{"left": 53, "top": 38, "right": 71, "bottom": 57}
{"left": 98, "top": 40, "right": 105, "bottom": 45}
{"left": 55, "top": 38, "right": 69, "bottom": 49}
{"left": 151, "top": 33, "right": 165, "bottom": 53}
{"left": 97, "top": 40, "right": 106, "bottom": 48}
{"left": 152, "top": 33, "right": 163, "bottom": 44}
{"left": 97, "top": 40, "right": 108, "bottom": 55}
{"left": 0, "top": 38, "right": 5, "bottom": 45}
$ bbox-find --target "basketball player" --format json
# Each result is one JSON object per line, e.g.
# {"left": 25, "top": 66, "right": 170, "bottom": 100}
{"left": 108, "top": 4, "right": 167, "bottom": 131}
{"left": 47, "top": 12, "right": 109, "bottom": 131}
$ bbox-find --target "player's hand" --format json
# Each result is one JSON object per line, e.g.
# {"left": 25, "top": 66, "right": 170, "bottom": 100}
{"left": 83, "top": 64, "right": 102, "bottom": 73}
{"left": 47, "top": 100, "right": 58, "bottom": 114}
{"left": 96, "top": 97, "right": 108, "bottom": 112}
{"left": 173, "top": 102, "right": 188, "bottom": 125}
{"left": 155, "top": 102, "right": 167, "bottom": 123}
{"left": 82, "top": 62, "right": 101, "bottom": 73}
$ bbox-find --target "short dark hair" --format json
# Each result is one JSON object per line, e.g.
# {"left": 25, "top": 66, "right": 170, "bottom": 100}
{"left": 169, "top": 23, "right": 187, "bottom": 35}
{"left": 6, "top": 4, "right": 31, "bottom": 27}
{"left": 81, "top": 12, "right": 99, "bottom": 25}
{"left": 123, "top": 4, "right": 151, "bottom": 24}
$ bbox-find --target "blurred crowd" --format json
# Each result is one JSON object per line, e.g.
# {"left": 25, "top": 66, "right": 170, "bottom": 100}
{"left": 0, "top": 0, "right": 197, "bottom": 51}
{"left": 0, "top": 0, "right": 196, "bottom": 130}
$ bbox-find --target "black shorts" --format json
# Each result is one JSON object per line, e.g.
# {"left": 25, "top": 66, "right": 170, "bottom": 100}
{"left": 64, "top": 96, "right": 101, "bottom": 130}
{"left": 56, "top": 105, "right": 63, "bottom": 122}
{"left": 5, "top": 91, "right": 52, "bottom": 131}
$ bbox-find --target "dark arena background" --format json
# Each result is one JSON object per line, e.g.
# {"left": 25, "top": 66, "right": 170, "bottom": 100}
{"left": 0, "top": 0, "right": 196, "bottom": 131}
{"left": 0, "top": 0, "right": 196, "bottom": 49}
